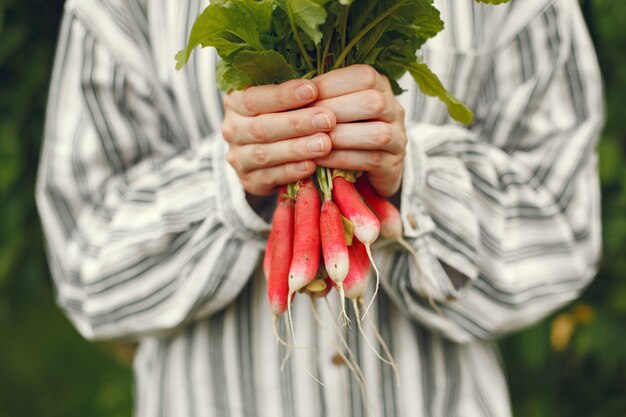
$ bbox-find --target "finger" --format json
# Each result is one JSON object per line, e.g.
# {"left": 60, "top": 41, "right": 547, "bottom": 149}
{"left": 223, "top": 107, "right": 335, "bottom": 145}
{"left": 315, "top": 150, "right": 403, "bottom": 197}
{"left": 224, "top": 79, "right": 318, "bottom": 117}
{"left": 315, "top": 149, "right": 392, "bottom": 172}
{"left": 242, "top": 161, "right": 318, "bottom": 196}
{"left": 313, "top": 65, "right": 391, "bottom": 100}
{"left": 329, "top": 122, "right": 405, "bottom": 154}
{"left": 231, "top": 133, "right": 331, "bottom": 172}
{"left": 311, "top": 89, "right": 396, "bottom": 123}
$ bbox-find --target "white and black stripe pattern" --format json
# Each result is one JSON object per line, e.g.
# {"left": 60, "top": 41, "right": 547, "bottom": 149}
{"left": 36, "top": 0, "right": 603, "bottom": 416}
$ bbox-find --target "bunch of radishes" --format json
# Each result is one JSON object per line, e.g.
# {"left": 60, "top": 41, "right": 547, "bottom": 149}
{"left": 264, "top": 168, "right": 407, "bottom": 326}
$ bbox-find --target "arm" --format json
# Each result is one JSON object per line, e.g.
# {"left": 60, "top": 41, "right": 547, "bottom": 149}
{"left": 36, "top": 12, "right": 269, "bottom": 341}
{"left": 382, "top": 0, "right": 604, "bottom": 342}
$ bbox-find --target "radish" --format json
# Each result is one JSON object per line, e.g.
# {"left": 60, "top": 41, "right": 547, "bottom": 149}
{"left": 356, "top": 176, "right": 441, "bottom": 315}
{"left": 332, "top": 176, "right": 380, "bottom": 245}
{"left": 288, "top": 179, "right": 321, "bottom": 295}
{"left": 343, "top": 238, "right": 371, "bottom": 300}
{"left": 263, "top": 232, "right": 273, "bottom": 281}
{"left": 263, "top": 186, "right": 290, "bottom": 281}
{"left": 320, "top": 198, "right": 350, "bottom": 322}
{"left": 331, "top": 174, "right": 381, "bottom": 319}
{"left": 267, "top": 199, "right": 295, "bottom": 316}
{"left": 286, "top": 179, "right": 321, "bottom": 351}
{"left": 340, "top": 237, "right": 399, "bottom": 381}
{"left": 355, "top": 176, "right": 402, "bottom": 242}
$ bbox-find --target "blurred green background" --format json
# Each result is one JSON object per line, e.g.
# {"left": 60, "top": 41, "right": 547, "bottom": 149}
{"left": 0, "top": 0, "right": 624, "bottom": 416}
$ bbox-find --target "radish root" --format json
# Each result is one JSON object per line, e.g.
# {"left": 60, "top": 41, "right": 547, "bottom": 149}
{"left": 337, "top": 284, "right": 352, "bottom": 328}
{"left": 273, "top": 314, "right": 291, "bottom": 347}
{"left": 358, "top": 297, "right": 400, "bottom": 388}
{"left": 361, "top": 245, "right": 380, "bottom": 320}
{"left": 285, "top": 301, "right": 324, "bottom": 386}
{"left": 321, "top": 298, "right": 374, "bottom": 416}
{"left": 352, "top": 299, "right": 395, "bottom": 368}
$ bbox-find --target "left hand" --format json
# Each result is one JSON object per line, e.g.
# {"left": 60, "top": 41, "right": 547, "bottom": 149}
{"left": 311, "top": 65, "right": 408, "bottom": 197}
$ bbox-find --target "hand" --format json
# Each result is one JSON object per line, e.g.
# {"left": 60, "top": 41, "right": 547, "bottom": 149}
{"left": 311, "top": 65, "right": 408, "bottom": 197}
{"left": 222, "top": 79, "right": 336, "bottom": 196}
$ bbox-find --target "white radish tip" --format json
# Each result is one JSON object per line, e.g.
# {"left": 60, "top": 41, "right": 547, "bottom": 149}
{"left": 326, "top": 252, "right": 349, "bottom": 284}
{"left": 353, "top": 222, "right": 380, "bottom": 246}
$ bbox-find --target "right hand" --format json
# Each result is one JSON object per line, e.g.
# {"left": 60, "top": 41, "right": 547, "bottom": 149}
{"left": 222, "top": 79, "right": 336, "bottom": 196}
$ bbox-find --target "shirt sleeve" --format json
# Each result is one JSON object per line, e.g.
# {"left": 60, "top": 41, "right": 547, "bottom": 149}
{"left": 380, "top": 0, "right": 604, "bottom": 343}
{"left": 36, "top": 11, "right": 269, "bottom": 341}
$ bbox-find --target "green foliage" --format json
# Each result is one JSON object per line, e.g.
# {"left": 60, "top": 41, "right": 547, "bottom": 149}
{"left": 0, "top": 0, "right": 622, "bottom": 416}
{"left": 178, "top": 0, "right": 473, "bottom": 124}
{"left": 0, "top": 0, "right": 132, "bottom": 416}
{"left": 499, "top": 1, "right": 626, "bottom": 416}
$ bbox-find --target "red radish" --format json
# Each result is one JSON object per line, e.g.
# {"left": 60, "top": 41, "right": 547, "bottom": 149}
{"left": 320, "top": 200, "right": 349, "bottom": 285}
{"left": 263, "top": 231, "right": 273, "bottom": 281}
{"left": 332, "top": 176, "right": 380, "bottom": 245}
{"left": 288, "top": 180, "right": 321, "bottom": 295}
{"left": 332, "top": 174, "right": 381, "bottom": 318}
{"left": 320, "top": 198, "right": 350, "bottom": 320}
{"left": 343, "top": 238, "right": 371, "bottom": 300}
{"left": 355, "top": 176, "right": 441, "bottom": 315}
{"left": 263, "top": 186, "right": 290, "bottom": 281}
{"left": 355, "top": 176, "right": 402, "bottom": 241}
{"left": 267, "top": 199, "right": 295, "bottom": 316}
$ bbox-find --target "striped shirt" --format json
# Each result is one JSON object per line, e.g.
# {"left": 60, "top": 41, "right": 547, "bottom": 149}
{"left": 36, "top": 0, "right": 603, "bottom": 416}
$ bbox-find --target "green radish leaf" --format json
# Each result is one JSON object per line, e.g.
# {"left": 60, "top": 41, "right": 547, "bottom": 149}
{"left": 232, "top": 50, "right": 298, "bottom": 86}
{"left": 175, "top": 2, "right": 267, "bottom": 69}
{"left": 216, "top": 61, "right": 253, "bottom": 91}
{"left": 219, "top": 0, "right": 274, "bottom": 33}
{"left": 474, "top": 0, "right": 512, "bottom": 4}
{"left": 389, "top": 60, "right": 474, "bottom": 125}
{"left": 275, "top": 0, "right": 330, "bottom": 45}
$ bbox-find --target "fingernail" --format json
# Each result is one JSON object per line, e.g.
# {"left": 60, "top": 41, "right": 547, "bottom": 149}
{"left": 296, "top": 84, "right": 316, "bottom": 101}
{"left": 299, "top": 161, "right": 310, "bottom": 172}
{"left": 307, "top": 136, "right": 325, "bottom": 153}
{"left": 312, "top": 113, "right": 332, "bottom": 130}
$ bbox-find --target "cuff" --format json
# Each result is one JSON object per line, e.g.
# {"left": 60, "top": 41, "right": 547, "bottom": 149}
{"left": 212, "top": 137, "right": 271, "bottom": 242}
{"left": 397, "top": 122, "right": 479, "bottom": 301}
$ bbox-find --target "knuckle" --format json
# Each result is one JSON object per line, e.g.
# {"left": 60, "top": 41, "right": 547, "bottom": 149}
{"left": 283, "top": 164, "right": 302, "bottom": 183}
{"left": 242, "top": 91, "right": 258, "bottom": 116}
{"left": 397, "top": 102, "right": 406, "bottom": 120}
{"left": 367, "top": 91, "right": 387, "bottom": 115}
{"left": 358, "top": 65, "right": 379, "bottom": 89}
{"left": 291, "top": 113, "right": 306, "bottom": 135}
{"left": 260, "top": 171, "right": 276, "bottom": 189}
{"left": 223, "top": 93, "right": 236, "bottom": 111}
{"left": 221, "top": 118, "right": 236, "bottom": 142}
{"left": 240, "top": 174, "right": 253, "bottom": 193}
{"left": 251, "top": 144, "right": 270, "bottom": 167}
{"left": 249, "top": 119, "right": 267, "bottom": 142}
{"left": 226, "top": 149, "right": 238, "bottom": 169}
{"left": 276, "top": 87, "right": 289, "bottom": 108}
{"left": 372, "top": 124, "right": 393, "bottom": 148}
{"left": 368, "top": 151, "right": 385, "bottom": 170}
